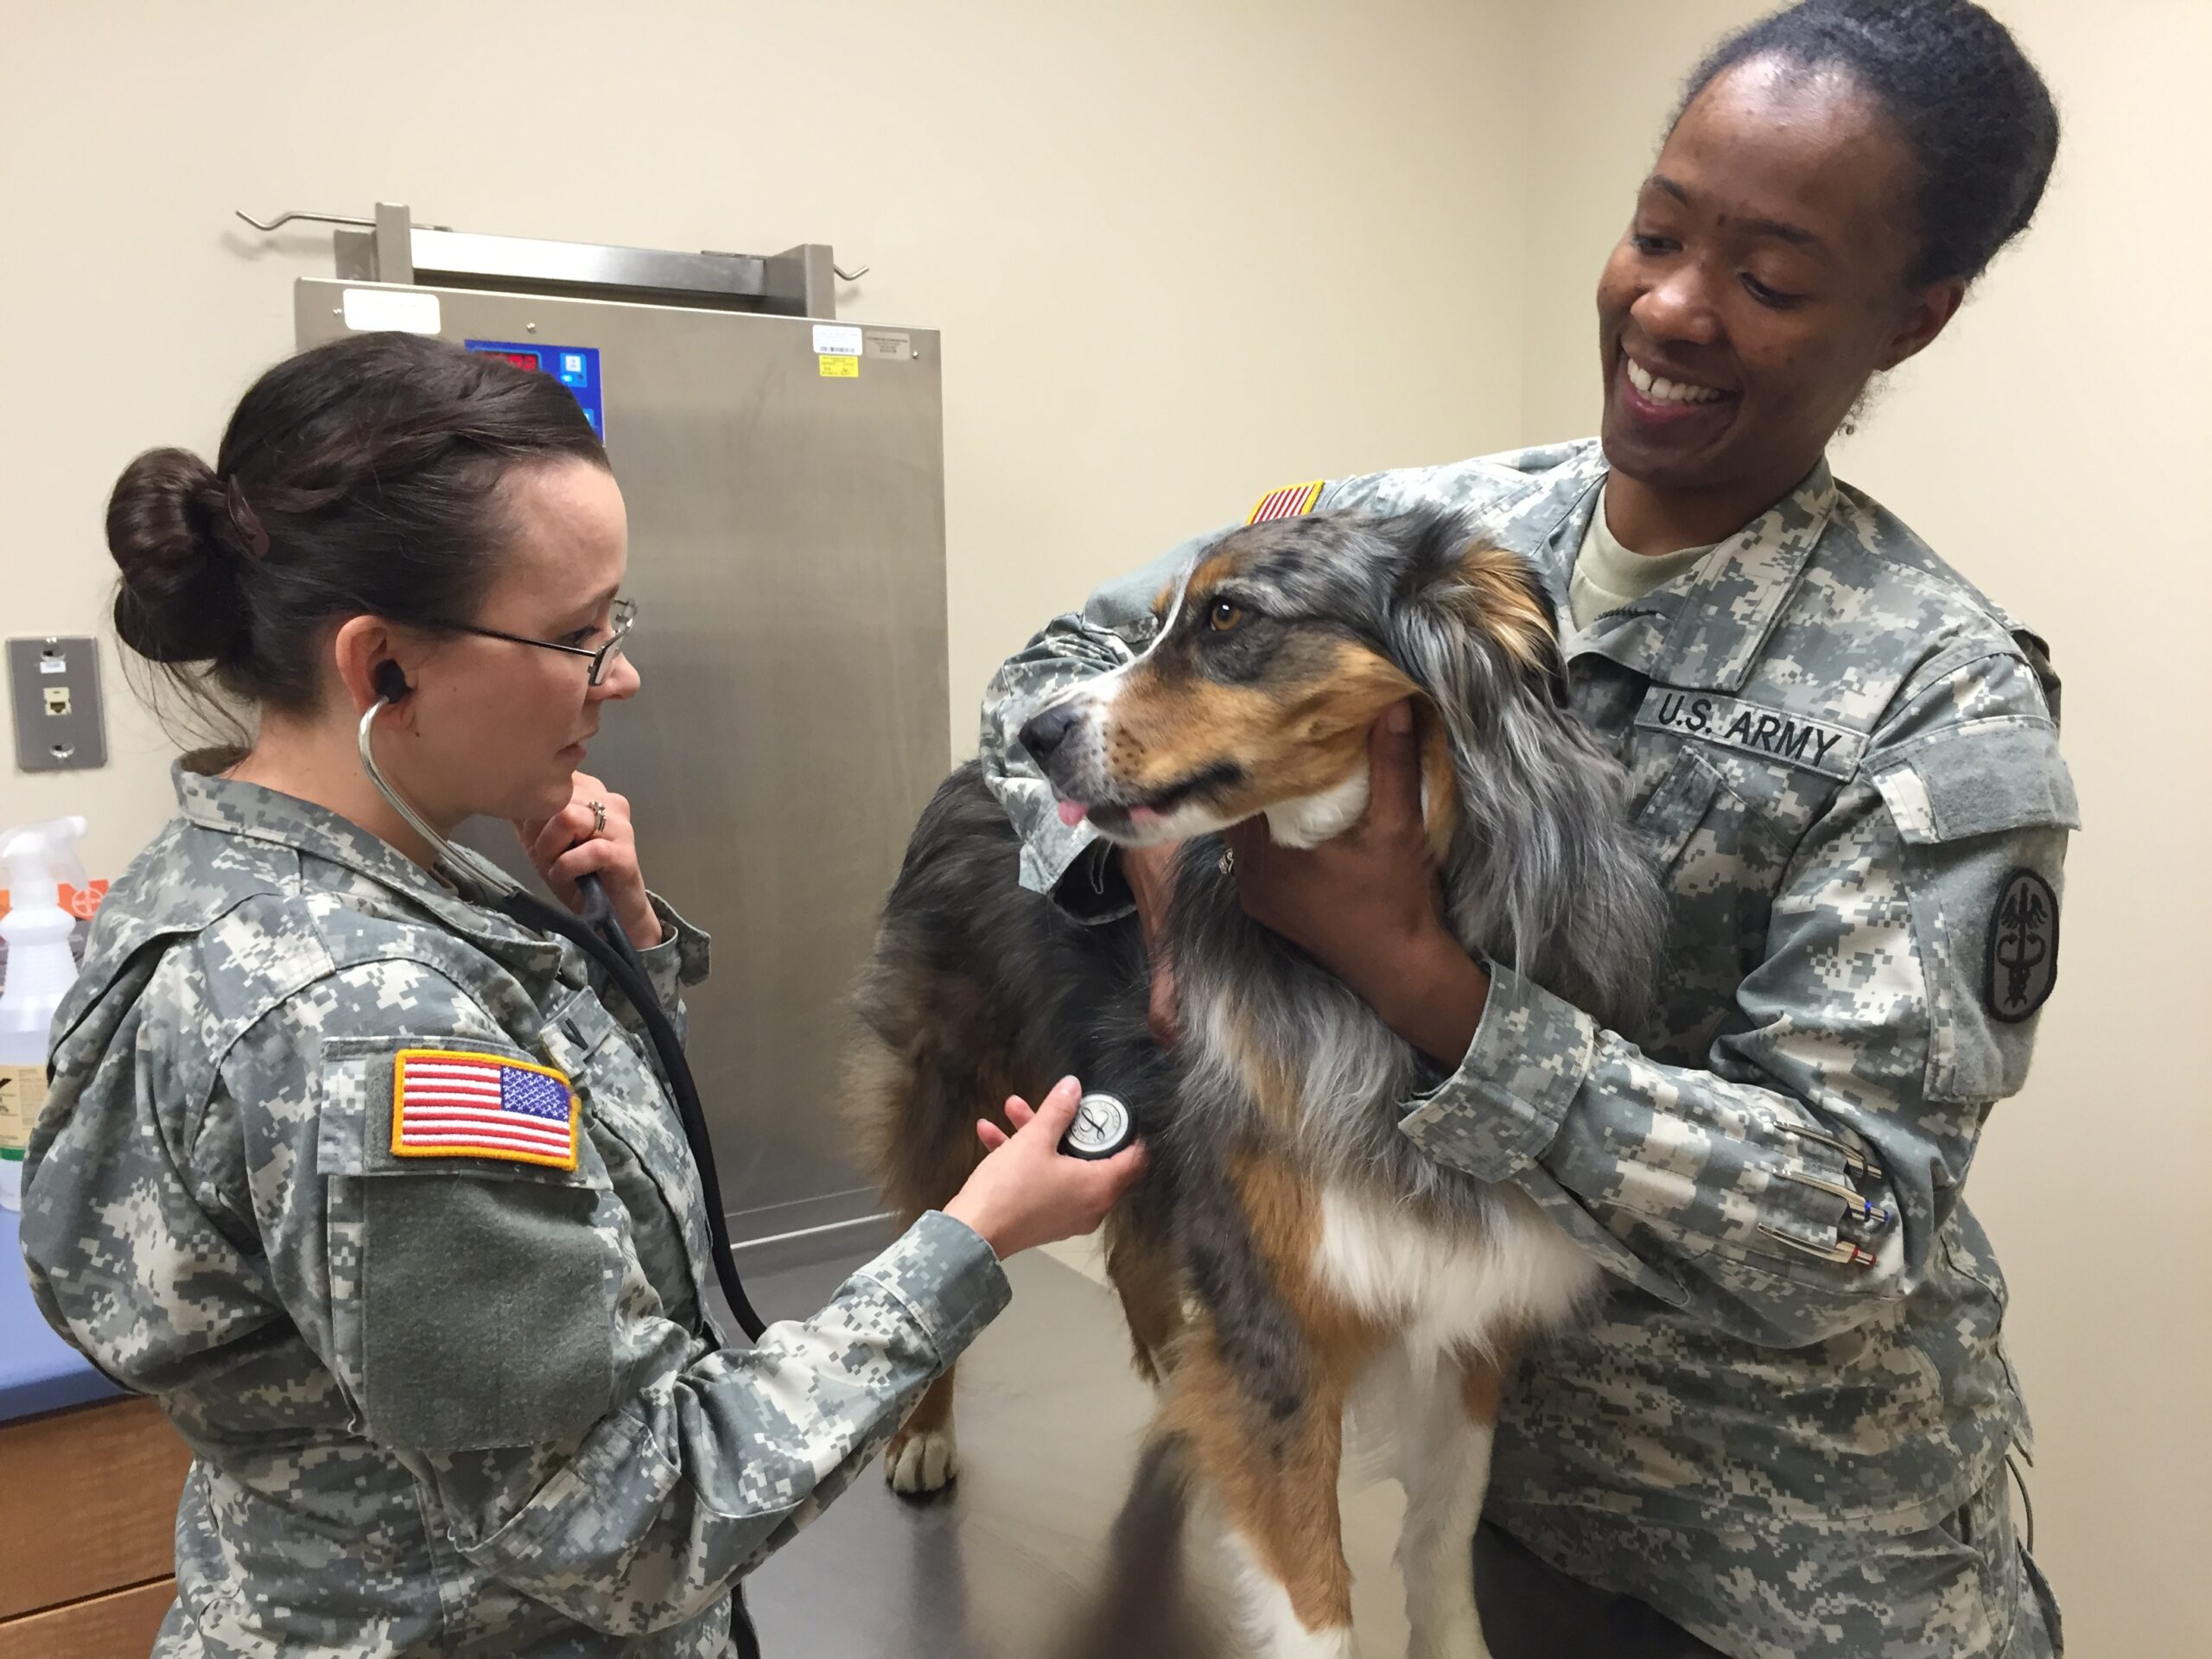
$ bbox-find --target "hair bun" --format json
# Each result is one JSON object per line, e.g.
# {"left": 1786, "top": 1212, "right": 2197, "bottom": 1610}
{"left": 106, "top": 448, "right": 252, "bottom": 665}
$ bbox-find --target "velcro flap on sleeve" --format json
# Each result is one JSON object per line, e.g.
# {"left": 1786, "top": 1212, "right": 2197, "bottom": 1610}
{"left": 315, "top": 1034, "right": 620, "bottom": 1451}
{"left": 1872, "top": 720, "right": 2078, "bottom": 844}
{"left": 318, "top": 1034, "right": 602, "bottom": 1187}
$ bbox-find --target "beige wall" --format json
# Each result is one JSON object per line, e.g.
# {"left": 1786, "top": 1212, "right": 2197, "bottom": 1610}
{"left": 0, "top": 0, "right": 1538, "bottom": 876}
{"left": 4, "top": 1, "right": 2203, "bottom": 1653}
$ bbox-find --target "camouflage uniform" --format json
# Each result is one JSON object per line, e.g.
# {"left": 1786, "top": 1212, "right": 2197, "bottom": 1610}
{"left": 981, "top": 441, "right": 2071, "bottom": 1659}
{"left": 20, "top": 760, "right": 1010, "bottom": 1657}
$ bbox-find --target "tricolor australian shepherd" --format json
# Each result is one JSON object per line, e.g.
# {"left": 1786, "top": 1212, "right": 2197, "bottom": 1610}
{"left": 850, "top": 511, "right": 1664, "bottom": 1658}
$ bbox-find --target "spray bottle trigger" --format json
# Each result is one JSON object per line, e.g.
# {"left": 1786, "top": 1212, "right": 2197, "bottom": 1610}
{"left": 0, "top": 816, "right": 88, "bottom": 893}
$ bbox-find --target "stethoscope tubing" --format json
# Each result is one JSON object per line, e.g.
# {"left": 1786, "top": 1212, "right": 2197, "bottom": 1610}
{"left": 359, "top": 698, "right": 766, "bottom": 1658}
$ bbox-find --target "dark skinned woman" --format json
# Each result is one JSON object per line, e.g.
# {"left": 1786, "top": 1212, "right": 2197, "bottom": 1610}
{"left": 979, "top": 3, "right": 2069, "bottom": 1655}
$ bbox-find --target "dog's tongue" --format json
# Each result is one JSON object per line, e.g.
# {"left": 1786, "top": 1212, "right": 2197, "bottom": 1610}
{"left": 1056, "top": 799, "right": 1090, "bottom": 827}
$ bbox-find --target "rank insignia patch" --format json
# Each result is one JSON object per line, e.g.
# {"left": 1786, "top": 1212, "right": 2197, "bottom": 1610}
{"left": 1247, "top": 480, "right": 1325, "bottom": 524}
{"left": 1985, "top": 868, "right": 2058, "bottom": 1024}
{"left": 391, "top": 1048, "right": 580, "bottom": 1169}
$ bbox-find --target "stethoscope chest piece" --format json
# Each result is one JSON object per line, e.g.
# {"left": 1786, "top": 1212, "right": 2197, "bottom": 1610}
{"left": 1060, "top": 1091, "right": 1135, "bottom": 1160}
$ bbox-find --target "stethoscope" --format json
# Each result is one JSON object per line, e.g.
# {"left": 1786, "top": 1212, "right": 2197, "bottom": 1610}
{"left": 357, "top": 672, "right": 1140, "bottom": 1659}
{"left": 359, "top": 676, "right": 767, "bottom": 1659}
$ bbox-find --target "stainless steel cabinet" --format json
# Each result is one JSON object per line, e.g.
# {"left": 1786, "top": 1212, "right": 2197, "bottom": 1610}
{"left": 299, "top": 277, "right": 947, "bottom": 1247}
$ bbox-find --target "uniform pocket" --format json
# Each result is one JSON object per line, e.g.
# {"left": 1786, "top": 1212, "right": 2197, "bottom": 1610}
{"left": 2017, "top": 1542, "right": 2064, "bottom": 1656}
{"left": 1634, "top": 741, "right": 1727, "bottom": 869}
{"left": 1630, "top": 746, "right": 1784, "bottom": 1059}
{"left": 1939, "top": 1209, "right": 2037, "bottom": 1459}
{"left": 319, "top": 1034, "right": 620, "bottom": 1453}
{"left": 540, "top": 993, "right": 713, "bottom": 1335}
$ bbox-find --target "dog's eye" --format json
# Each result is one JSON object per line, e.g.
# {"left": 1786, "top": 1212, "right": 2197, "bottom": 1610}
{"left": 1208, "top": 600, "right": 1245, "bottom": 632}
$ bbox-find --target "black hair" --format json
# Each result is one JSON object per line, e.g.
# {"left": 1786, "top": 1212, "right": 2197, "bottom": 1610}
{"left": 1677, "top": 0, "right": 2060, "bottom": 287}
{"left": 105, "top": 330, "right": 607, "bottom": 720}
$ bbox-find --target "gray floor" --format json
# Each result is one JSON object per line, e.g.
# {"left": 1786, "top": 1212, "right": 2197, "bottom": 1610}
{"left": 733, "top": 1229, "right": 1417, "bottom": 1659}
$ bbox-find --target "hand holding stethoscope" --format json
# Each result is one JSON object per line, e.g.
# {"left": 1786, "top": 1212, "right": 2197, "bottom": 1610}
{"left": 516, "top": 772, "right": 664, "bottom": 950}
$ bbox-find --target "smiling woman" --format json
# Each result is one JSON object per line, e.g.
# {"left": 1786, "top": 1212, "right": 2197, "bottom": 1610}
{"left": 1598, "top": 0, "right": 2057, "bottom": 556}
{"left": 979, "top": 2, "right": 2076, "bottom": 1656}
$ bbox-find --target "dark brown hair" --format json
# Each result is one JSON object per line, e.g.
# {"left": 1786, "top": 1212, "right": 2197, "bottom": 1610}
{"left": 1677, "top": 0, "right": 2060, "bottom": 289}
{"left": 106, "top": 330, "right": 607, "bottom": 719}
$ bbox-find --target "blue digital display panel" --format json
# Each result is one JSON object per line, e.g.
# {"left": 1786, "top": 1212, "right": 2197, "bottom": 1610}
{"left": 464, "top": 340, "right": 605, "bottom": 438}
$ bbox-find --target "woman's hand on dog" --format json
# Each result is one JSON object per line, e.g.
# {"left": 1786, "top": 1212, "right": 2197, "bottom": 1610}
{"left": 1221, "top": 701, "right": 1490, "bottom": 1069}
{"left": 944, "top": 1077, "right": 1147, "bottom": 1259}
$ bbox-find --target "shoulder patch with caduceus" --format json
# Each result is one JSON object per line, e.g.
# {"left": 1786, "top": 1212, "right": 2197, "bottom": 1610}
{"left": 1986, "top": 868, "right": 2058, "bottom": 1023}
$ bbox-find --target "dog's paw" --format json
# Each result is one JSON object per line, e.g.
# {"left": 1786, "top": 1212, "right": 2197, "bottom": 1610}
{"left": 885, "top": 1423, "right": 959, "bottom": 1497}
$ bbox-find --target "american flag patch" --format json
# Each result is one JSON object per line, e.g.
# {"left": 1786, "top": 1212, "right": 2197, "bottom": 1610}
{"left": 1247, "top": 480, "right": 1325, "bottom": 524}
{"left": 391, "top": 1049, "right": 580, "bottom": 1170}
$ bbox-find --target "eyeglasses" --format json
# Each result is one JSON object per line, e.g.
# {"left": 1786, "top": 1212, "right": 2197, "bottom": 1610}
{"left": 440, "top": 596, "right": 638, "bottom": 686}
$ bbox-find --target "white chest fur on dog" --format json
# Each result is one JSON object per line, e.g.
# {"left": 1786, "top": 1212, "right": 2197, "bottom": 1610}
{"left": 1316, "top": 1182, "right": 1597, "bottom": 1494}
{"left": 1314, "top": 1183, "right": 1598, "bottom": 1363}
{"left": 1264, "top": 768, "right": 1375, "bottom": 849}
{"left": 1308, "top": 1187, "right": 1597, "bottom": 1659}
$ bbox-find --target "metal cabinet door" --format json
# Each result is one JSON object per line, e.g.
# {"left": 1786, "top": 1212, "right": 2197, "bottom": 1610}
{"left": 299, "top": 280, "right": 949, "bottom": 1245}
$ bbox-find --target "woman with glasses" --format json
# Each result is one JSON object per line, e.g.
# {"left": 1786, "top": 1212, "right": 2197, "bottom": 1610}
{"left": 19, "top": 331, "right": 1141, "bottom": 1658}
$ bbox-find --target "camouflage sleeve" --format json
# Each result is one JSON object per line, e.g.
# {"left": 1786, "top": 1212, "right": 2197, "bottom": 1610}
{"left": 621, "top": 890, "right": 710, "bottom": 1044}
{"left": 436, "top": 1211, "right": 1007, "bottom": 1630}
{"left": 235, "top": 963, "right": 1009, "bottom": 1631}
{"left": 1400, "top": 660, "right": 2075, "bottom": 1348}
{"left": 21, "top": 951, "right": 270, "bottom": 1400}
{"left": 977, "top": 527, "right": 1225, "bottom": 907}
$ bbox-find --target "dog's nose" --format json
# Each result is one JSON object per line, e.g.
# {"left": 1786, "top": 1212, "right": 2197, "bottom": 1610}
{"left": 1020, "top": 701, "right": 1081, "bottom": 763}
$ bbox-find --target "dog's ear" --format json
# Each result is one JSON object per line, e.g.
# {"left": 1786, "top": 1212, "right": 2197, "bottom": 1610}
{"left": 1527, "top": 576, "right": 1574, "bottom": 709}
{"left": 1382, "top": 513, "right": 1663, "bottom": 1027}
{"left": 1386, "top": 518, "right": 1569, "bottom": 717}
{"left": 1410, "top": 698, "right": 1461, "bottom": 863}
{"left": 1387, "top": 522, "right": 1522, "bottom": 768}
{"left": 1450, "top": 541, "right": 1571, "bottom": 705}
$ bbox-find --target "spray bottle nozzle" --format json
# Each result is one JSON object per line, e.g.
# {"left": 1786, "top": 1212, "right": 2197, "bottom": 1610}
{"left": 0, "top": 817, "right": 90, "bottom": 906}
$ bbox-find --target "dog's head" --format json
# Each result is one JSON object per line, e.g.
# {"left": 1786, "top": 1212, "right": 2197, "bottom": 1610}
{"left": 1019, "top": 511, "right": 1565, "bottom": 852}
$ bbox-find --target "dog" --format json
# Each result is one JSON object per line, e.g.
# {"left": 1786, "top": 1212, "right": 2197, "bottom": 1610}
{"left": 849, "top": 510, "right": 1664, "bottom": 1657}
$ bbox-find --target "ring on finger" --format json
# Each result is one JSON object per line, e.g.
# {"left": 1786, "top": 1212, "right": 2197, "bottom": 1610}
{"left": 588, "top": 799, "right": 607, "bottom": 838}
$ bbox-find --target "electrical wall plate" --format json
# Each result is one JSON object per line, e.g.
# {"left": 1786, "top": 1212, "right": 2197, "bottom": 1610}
{"left": 8, "top": 637, "right": 107, "bottom": 772}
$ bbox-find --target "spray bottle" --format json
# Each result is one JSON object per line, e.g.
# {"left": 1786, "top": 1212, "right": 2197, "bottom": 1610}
{"left": 0, "top": 817, "right": 88, "bottom": 1211}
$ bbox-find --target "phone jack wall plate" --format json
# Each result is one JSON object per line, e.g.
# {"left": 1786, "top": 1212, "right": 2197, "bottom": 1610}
{"left": 8, "top": 637, "right": 107, "bottom": 772}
